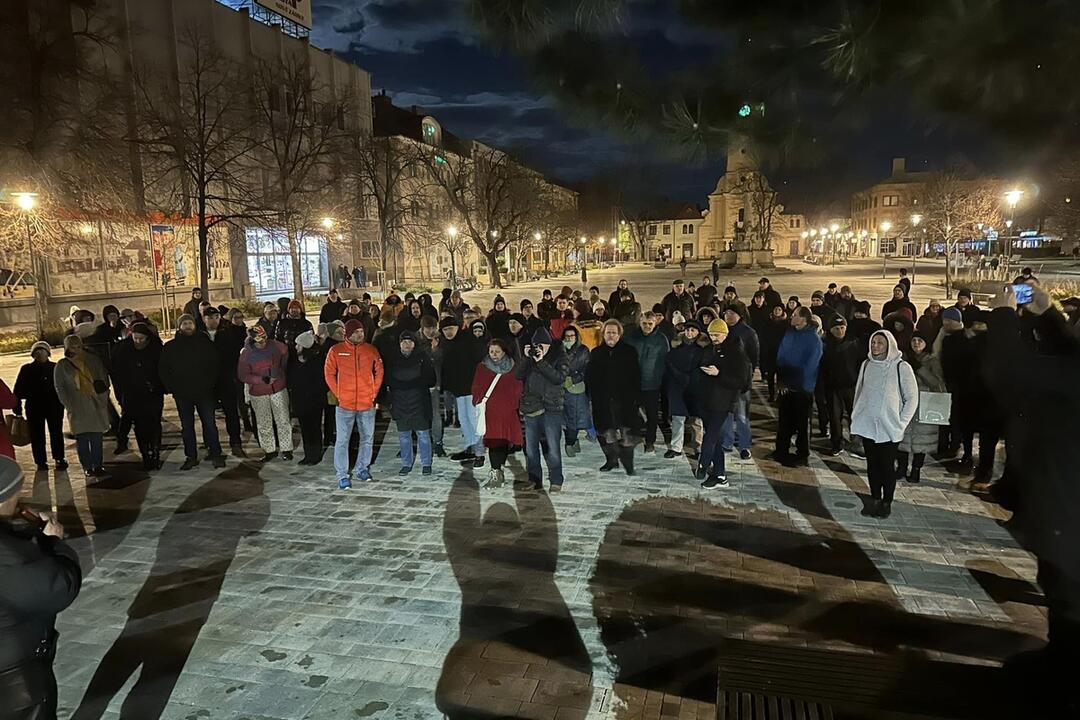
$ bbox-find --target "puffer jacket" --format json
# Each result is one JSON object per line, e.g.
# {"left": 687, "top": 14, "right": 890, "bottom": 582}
{"left": 625, "top": 327, "right": 670, "bottom": 391}
{"left": 324, "top": 340, "right": 384, "bottom": 412}
{"left": 516, "top": 344, "right": 570, "bottom": 415}
{"left": 237, "top": 339, "right": 289, "bottom": 396}
{"left": 386, "top": 349, "right": 437, "bottom": 431}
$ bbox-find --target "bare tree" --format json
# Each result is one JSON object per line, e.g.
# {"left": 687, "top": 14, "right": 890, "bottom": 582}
{"left": 429, "top": 217, "right": 471, "bottom": 290}
{"left": 739, "top": 171, "right": 783, "bottom": 252}
{"left": 919, "top": 173, "right": 1002, "bottom": 297}
{"left": 420, "top": 142, "right": 543, "bottom": 289}
{"left": 344, "top": 132, "right": 431, "bottom": 281}
{"left": 533, "top": 188, "right": 579, "bottom": 275}
{"left": 250, "top": 54, "right": 348, "bottom": 300}
{"left": 131, "top": 23, "right": 260, "bottom": 298}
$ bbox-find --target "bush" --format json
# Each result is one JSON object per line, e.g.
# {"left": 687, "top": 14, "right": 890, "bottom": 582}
{"left": 1044, "top": 279, "right": 1080, "bottom": 301}
{"left": 390, "top": 283, "right": 434, "bottom": 296}
{"left": 0, "top": 321, "right": 68, "bottom": 355}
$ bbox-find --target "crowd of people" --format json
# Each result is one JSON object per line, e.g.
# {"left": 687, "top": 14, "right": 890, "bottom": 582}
{"left": 2, "top": 264, "right": 1079, "bottom": 716}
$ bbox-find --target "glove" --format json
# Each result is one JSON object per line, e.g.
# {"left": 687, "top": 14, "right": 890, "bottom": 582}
{"left": 262, "top": 375, "right": 271, "bottom": 384}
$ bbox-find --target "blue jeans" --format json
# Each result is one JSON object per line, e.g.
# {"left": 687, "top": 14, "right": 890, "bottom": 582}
{"left": 75, "top": 432, "right": 103, "bottom": 472}
{"left": 524, "top": 412, "right": 564, "bottom": 488}
{"left": 562, "top": 392, "right": 593, "bottom": 443}
{"left": 334, "top": 407, "right": 376, "bottom": 480}
{"left": 399, "top": 429, "right": 432, "bottom": 469}
{"left": 455, "top": 395, "right": 483, "bottom": 454}
{"left": 176, "top": 396, "right": 222, "bottom": 460}
{"left": 720, "top": 390, "right": 752, "bottom": 452}
{"left": 700, "top": 413, "right": 728, "bottom": 478}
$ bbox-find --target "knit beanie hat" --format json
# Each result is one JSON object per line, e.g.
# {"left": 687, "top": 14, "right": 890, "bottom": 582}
{"left": 249, "top": 325, "right": 267, "bottom": 341}
{"left": 531, "top": 327, "right": 554, "bottom": 345}
{"left": 725, "top": 301, "right": 747, "bottom": 319}
{"left": 943, "top": 307, "right": 963, "bottom": 322}
{"left": 520, "top": 299, "right": 533, "bottom": 309}
{"left": 30, "top": 341, "right": 51, "bottom": 357}
{"left": 957, "top": 288, "right": 973, "bottom": 299}
{"left": 177, "top": 313, "right": 196, "bottom": 327}
{"left": 593, "top": 302, "right": 606, "bottom": 314}
{"left": 399, "top": 330, "right": 418, "bottom": 345}
{"left": 129, "top": 322, "right": 152, "bottom": 337}
{"left": 439, "top": 317, "right": 459, "bottom": 330}
{"left": 671, "top": 311, "right": 686, "bottom": 326}
{"left": 912, "top": 330, "right": 934, "bottom": 347}
{"left": 316, "top": 323, "right": 329, "bottom": 338}
{"left": 724, "top": 285, "right": 737, "bottom": 294}
{"left": 509, "top": 313, "right": 526, "bottom": 326}
{"left": 0, "top": 456, "right": 24, "bottom": 504}
{"left": 811, "top": 290, "right": 825, "bottom": 300}
{"left": 344, "top": 319, "right": 364, "bottom": 339}
{"left": 708, "top": 319, "right": 729, "bottom": 334}
{"left": 295, "top": 330, "right": 315, "bottom": 350}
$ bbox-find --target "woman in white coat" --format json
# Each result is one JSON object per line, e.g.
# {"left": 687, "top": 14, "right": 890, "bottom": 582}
{"left": 851, "top": 329, "right": 919, "bottom": 518}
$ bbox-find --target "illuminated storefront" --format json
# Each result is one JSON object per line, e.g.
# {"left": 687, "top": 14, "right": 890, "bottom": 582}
{"left": 244, "top": 227, "right": 329, "bottom": 295}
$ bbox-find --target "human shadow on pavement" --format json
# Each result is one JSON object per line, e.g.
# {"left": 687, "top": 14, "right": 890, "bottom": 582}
{"left": 438, "top": 471, "right": 593, "bottom": 719}
{"left": 70, "top": 459, "right": 269, "bottom": 720}
{"left": 589, "top": 497, "right": 1042, "bottom": 714}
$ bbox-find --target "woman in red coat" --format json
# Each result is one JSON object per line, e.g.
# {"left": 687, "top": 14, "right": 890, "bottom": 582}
{"left": 471, "top": 338, "right": 523, "bottom": 488}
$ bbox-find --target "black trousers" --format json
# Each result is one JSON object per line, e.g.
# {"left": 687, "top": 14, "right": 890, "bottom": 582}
{"left": 775, "top": 390, "right": 812, "bottom": 458}
{"left": 26, "top": 408, "right": 64, "bottom": 466}
{"left": 236, "top": 379, "right": 253, "bottom": 432}
{"left": 763, "top": 368, "right": 777, "bottom": 398}
{"left": 130, "top": 396, "right": 164, "bottom": 460}
{"left": 863, "top": 438, "right": 899, "bottom": 502}
{"left": 828, "top": 387, "right": 855, "bottom": 452}
{"left": 641, "top": 390, "right": 661, "bottom": 446}
{"left": 297, "top": 408, "right": 324, "bottom": 461}
{"left": 323, "top": 404, "right": 336, "bottom": 445}
{"left": 488, "top": 441, "right": 509, "bottom": 470}
{"left": 976, "top": 423, "right": 1002, "bottom": 480}
{"left": 814, "top": 384, "right": 831, "bottom": 435}
{"left": 216, "top": 385, "right": 242, "bottom": 447}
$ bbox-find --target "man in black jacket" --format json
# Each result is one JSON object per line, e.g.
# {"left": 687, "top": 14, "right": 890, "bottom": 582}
{"left": 13, "top": 342, "right": 67, "bottom": 471}
{"left": 661, "top": 278, "right": 695, "bottom": 322}
{"left": 0, "top": 456, "right": 82, "bottom": 719}
{"left": 319, "top": 288, "right": 347, "bottom": 323}
{"left": 696, "top": 319, "right": 750, "bottom": 489}
{"left": 721, "top": 303, "right": 759, "bottom": 460}
{"left": 819, "top": 317, "right": 863, "bottom": 456}
{"left": 182, "top": 287, "right": 205, "bottom": 329}
{"left": 275, "top": 300, "right": 314, "bottom": 361}
{"left": 440, "top": 318, "right": 486, "bottom": 464}
{"left": 517, "top": 327, "right": 570, "bottom": 491}
{"left": 111, "top": 323, "right": 166, "bottom": 470}
{"left": 757, "top": 277, "right": 784, "bottom": 309}
{"left": 204, "top": 307, "right": 246, "bottom": 458}
{"left": 160, "top": 314, "right": 225, "bottom": 470}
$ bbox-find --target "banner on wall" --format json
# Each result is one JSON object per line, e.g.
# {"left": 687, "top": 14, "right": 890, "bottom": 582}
{"left": 255, "top": 0, "right": 312, "bottom": 29}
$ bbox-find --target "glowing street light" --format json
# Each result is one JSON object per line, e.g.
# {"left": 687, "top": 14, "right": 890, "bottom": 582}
{"left": 801, "top": 231, "right": 808, "bottom": 239}
{"left": 13, "top": 192, "right": 37, "bottom": 211}
{"left": 321, "top": 217, "right": 334, "bottom": 229}
{"left": 910, "top": 214, "right": 922, "bottom": 227}
{"left": 829, "top": 222, "right": 839, "bottom": 233}
{"left": 447, "top": 226, "right": 458, "bottom": 239}
{"left": 11, "top": 192, "right": 44, "bottom": 338}
{"left": 533, "top": 231, "right": 541, "bottom": 241}
{"left": 881, "top": 221, "right": 893, "bottom": 232}
{"left": 1004, "top": 189, "right": 1024, "bottom": 208}
{"left": 819, "top": 227, "right": 828, "bottom": 236}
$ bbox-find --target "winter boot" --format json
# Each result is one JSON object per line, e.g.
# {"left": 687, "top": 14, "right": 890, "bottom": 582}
{"left": 599, "top": 442, "right": 619, "bottom": 472}
{"left": 895, "top": 451, "right": 909, "bottom": 480}
{"left": 618, "top": 445, "right": 636, "bottom": 476}
{"left": 907, "top": 453, "right": 924, "bottom": 483}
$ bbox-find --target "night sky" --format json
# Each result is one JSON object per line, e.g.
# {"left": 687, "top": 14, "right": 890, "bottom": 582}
{"left": 309, "top": 0, "right": 1012, "bottom": 216}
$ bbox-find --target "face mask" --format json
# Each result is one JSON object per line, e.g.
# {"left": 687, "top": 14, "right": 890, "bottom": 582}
{"left": 562, "top": 337, "right": 575, "bottom": 350}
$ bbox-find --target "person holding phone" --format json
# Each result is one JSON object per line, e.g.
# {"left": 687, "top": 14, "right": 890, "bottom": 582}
{"left": 0, "top": 455, "right": 82, "bottom": 718}
{"left": 695, "top": 319, "right": 750, "bottom": 489}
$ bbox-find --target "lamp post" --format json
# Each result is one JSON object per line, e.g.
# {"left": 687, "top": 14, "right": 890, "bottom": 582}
{"left": 880, "top": 220, "right": 893, "bottom": 278}
{"left": 13, "top": 193, "right": 45, "bottom": 339}
{"left": 1004, "top": 189, "right": 1023, "bottom": 256}
{"left": 910, "top": 214, "right": 922, "bottom": 280}
{"left": 579, "top": 236, "right": 587, "bottom": 267}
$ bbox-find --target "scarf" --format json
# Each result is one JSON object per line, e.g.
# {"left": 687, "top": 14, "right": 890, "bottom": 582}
{"left": 68, "top": 353, "right": 98, "bottom": 397}
{"left": 482, "top": 354, "right": 513, "bottom": 375}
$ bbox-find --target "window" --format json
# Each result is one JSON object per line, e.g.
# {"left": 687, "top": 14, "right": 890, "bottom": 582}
{"left": 788, "top": 217, "right": 801, "bottom": 229}
{"left": 873, "top": 197, "right": 878, "bottom": 208}
{"left": 687, "top": 224, "right": 694, "bottom": 234}
{"left": 361, "top": 241, "right": 377, "bottom": 258}
{"left": 648, "top": 224, "right": 657, "bottom": 236}
{"left": 882, "top": 195, "right": 900, "bottom": 207}
{"left": 246, "top": 227, "right": 329, "bottom": 293}
{"left": 737, "top": 208, "right": 745, "bottom": 223}
{"left": 663, "top": 225, "right": 671, "bottom": 235}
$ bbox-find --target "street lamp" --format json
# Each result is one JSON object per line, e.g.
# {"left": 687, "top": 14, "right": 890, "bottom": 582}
{"left": 446, "top": 226, "right": 459, "bottom": 289}
{"left": 12, "top": 192, "right": 45, "bottom": 339}
{"left": 829, "top": 222, "right": 839, "bottom": 233}
{"left": 321, "top": 217, "right": 334, "bottom": 229}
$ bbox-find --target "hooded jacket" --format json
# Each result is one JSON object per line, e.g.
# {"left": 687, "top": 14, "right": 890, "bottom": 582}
{"left": 776, "top": 324, "right": 824, "bottom": 393}
{"left": 850, "top": 330, "right": 919, "bottom": 443}
{"left": 238, "top": 338, "right": 289, "bottom": 396}
{"left": 882, "top": 311, "right": 916, "bottom": 353}
{"left": 386, "top": 347, "right": 437, "bottom": 431}
{"left": 324, "top": 339, "right": 384, "bottom": 412}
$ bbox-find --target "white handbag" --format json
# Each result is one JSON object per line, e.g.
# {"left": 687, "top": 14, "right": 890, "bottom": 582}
{"left": 474, "top": 372, "right": 503, "bottom": 437}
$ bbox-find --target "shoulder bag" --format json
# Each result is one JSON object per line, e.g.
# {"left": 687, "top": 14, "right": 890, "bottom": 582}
{"left": 474, "top": 372, "right": 503, "bottom": 437}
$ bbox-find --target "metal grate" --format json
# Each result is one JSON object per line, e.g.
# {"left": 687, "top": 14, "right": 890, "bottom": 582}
{"left": 718, "top": 689, "right": 834, "bottom": 720}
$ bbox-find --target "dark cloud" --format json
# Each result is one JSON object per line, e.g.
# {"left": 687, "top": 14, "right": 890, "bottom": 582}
{"left": 365, "top": 0, "right": 457, "bottom": 29}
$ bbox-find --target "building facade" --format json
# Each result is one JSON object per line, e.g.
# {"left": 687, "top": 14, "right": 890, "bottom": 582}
{"left": 643, "top": 205, "right": 706, "bottom": 261}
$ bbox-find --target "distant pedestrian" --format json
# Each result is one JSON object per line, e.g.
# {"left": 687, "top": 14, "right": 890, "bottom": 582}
{"left": 54, "top": 335, "right": 111, "bottom": 479}
{"left": 13, "top": 342, "right": 67, "bottom": 471}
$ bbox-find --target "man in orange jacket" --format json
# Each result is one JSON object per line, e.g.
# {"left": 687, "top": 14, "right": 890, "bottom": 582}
{"left": 324, "top": 319, "right": 384, "bottom": 488}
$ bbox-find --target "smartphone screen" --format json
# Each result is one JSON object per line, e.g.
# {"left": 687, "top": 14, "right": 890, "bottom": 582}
{"left": 1011, "top": 283, "right": 1033, "bottom": 305}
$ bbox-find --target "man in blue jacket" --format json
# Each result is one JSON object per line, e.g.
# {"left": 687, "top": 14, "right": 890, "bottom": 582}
{"left": 625, "top": 311, "right": 670, "bottom": 453}
{"left": 773, "top": 307, "right": 824, "bottom": 466}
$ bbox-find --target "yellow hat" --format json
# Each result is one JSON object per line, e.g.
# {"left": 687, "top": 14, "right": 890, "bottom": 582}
{"left": 708, "top": 319, "right": 729, "bottom": 334}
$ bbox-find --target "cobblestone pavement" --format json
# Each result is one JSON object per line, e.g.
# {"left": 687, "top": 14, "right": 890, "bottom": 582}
{"left": 8, "top": 374, "right": 1044, "bottom": 720}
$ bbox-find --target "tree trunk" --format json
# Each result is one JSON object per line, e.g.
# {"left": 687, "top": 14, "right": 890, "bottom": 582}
{"left": 288, "top": 227, "right": 305, "bottom": 301}
{"left": 483, "top": 250, "right": 502, "bottom": 288}
{"left": 944, "top": 240, "right": 953, "bottom": 299}
{"left": 198, "top": 220, "right": 211, "bottom": 301}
